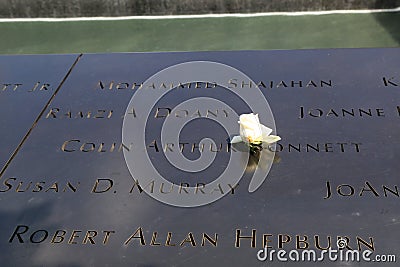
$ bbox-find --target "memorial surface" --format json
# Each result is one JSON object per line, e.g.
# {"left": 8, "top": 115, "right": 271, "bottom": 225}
{"left": 0, "top": 54, "right": 79, "bottom": 173}
{"left": 0, "top": 49, "right": 399, "bottom": 266}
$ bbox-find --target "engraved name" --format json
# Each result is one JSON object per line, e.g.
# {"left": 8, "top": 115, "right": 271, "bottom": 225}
{"left": 149, "top": 140, "right": 362, "bottom": 153}
{"left": 299, "top": 106, "right": 386, "bottom": 119}
{"left": 8, "top": 225, "right": 374, "bottom": 251}
{"left": 124, "top": 227, "right": 218, "bottom": 247}
{"left": 383, "top": 76, "right": 398, "bottom": 87}
{"left": 46, "top": 108, "right": 113, "bottom": 119}
{"left": 234, "top": 229, "right": 374, "bottom": 251}
{"left": 228, "top": 79, "right": 332, "bottom": 89}
{"left": 97, "top": 81, "right": 218, "bottom": 90}
{"left": 61, "top": 140, "right": 132, "bottom": 152}
{"left": 97, "top": 79, "right": 332, "bottom": 90}
{"left": 324, "top": 180, "right": 400, "bottom": 199}
{"left": 9, "top": 225, "right": 115, "bottom": 245}
{"left": 154, "top": 107, "right": 229, "bottom": 118}
{"left": 0, "top": 178, "right": 80, "bottom": 193}
{"left": 60, "top": 140, "right": 362, "bottom": 153}
{"left": 128, "top": 179, "right": 238, "bottom": 195}
{"left": 0, "top": 82, "right": 51, "bottom": 92}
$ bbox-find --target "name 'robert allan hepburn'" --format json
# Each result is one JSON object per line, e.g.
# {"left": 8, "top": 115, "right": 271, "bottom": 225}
{"left": 9, "top": 225, "right": 374, "bottom": 251}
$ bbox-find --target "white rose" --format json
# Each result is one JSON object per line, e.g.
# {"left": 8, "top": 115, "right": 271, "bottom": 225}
{"left": 239, "top": 113, "right": 263, "bottom": 143}
{"left": 231, "top": 113, "right": 281, "bottom": 145}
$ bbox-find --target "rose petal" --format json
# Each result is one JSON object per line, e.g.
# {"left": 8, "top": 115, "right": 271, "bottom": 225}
{"left": 260, "top": 124, "right": 273, "bottom": 138}
{"left": 239, "top": 126, "right": 248, "bottom": 143}
{"left": 262, "top": 135, "right": 281, "bottom": 144}
{"left": 230, "top": 136, "right": 243, "bottom": 144}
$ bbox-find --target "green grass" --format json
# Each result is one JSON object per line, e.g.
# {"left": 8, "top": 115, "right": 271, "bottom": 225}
{"left": 0, "top": 12, "right": 399, "bottom": 54}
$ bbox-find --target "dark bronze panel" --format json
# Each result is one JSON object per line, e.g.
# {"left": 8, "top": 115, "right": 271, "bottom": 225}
{"left": 0, "top": 54, "right": 80, "bottom": 174}
{"left": 0, "top": 49, "right": 399, "bottom": 266}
